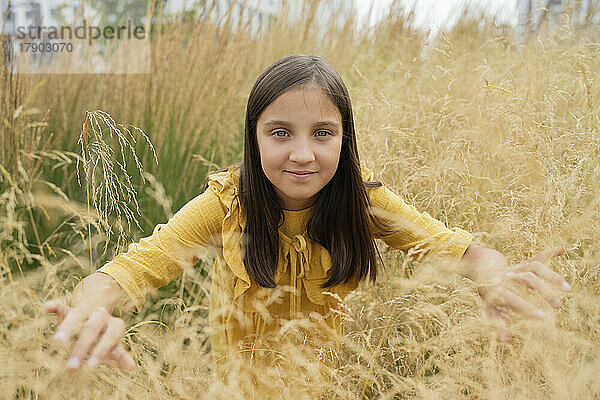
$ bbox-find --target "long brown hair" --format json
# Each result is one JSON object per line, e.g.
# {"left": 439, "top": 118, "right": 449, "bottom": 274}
{"left": 237, "top": 53, "right": 387, "bottom": 290}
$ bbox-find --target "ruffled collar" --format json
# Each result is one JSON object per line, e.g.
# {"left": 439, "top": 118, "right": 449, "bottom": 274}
{"left": 206, "top": 163, "right": 376, "bottom": 316}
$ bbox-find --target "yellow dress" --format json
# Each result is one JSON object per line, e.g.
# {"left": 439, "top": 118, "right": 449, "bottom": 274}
{"left": 97, "top": 164, "right": 474, "bottom": 379}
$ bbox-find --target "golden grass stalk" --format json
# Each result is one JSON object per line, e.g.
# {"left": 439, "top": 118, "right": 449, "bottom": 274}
{"left": 76, "top": 110, "right": 158, "bottom": 261}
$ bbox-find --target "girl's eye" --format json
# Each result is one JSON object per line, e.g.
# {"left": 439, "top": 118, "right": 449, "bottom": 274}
{"left": 272, "top": 130, "right": 289, "bottom": 138}
{"left": 315, "top": 130, "right": 332, "bottom": 137}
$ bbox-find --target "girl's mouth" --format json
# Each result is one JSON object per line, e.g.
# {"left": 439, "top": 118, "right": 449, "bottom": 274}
{"left": 285, "top": 170, "right": 316, "bottom": 178}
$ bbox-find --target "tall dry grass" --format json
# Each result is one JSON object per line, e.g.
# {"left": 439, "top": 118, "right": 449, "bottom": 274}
{"left": 1, "top": 0, "right": 599, "bottom": 398}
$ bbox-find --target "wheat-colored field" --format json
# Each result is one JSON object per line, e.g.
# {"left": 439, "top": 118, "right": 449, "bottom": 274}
{"left": 1, "top": 0, "right": 599, "bottom": 398}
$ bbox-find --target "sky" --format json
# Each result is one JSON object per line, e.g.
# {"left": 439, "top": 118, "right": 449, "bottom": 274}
{"left": 162, "top": 0, "right": 523, "bottom": 34}
{"left": 355, "top": 0, "right": 520, "bottom": 33}
{"left": 162, "top": 0, "right": 521, "bottom": 29}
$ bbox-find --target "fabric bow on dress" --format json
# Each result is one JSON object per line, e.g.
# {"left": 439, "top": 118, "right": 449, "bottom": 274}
{"left": 278, "top": 233, "right": 311, "bottom": 319}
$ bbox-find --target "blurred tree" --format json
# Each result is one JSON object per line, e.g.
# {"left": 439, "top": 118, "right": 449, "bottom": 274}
{"left": 88, "top": 0, "right": 165, "bottom": 26}
{"left": 517, "top": 0, "right": 595, "bottom": 39}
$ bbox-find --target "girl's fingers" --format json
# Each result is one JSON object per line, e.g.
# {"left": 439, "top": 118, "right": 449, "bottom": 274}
{"left": 45, "top": 301, "right": 133, "bottom": 371}
{"left": 528, "top": 246, "right": 565, "bottom": 264}
{"left": 67, "top": 307, "right": 110, "bottom": 370}
{"left": 110, "top": 345, "right": 136, "bottom": 370}
{"left": 483, "top": 285, "right": 545, "bottom": 320}
{"left": 487, "top": 307, "right": 513, "bottom": 343}
{"left": 478, "top": 246, "right": 567, "bottom": 343}
{"left": 515, "top": 260, "right": 571, "bottom": 292}
{"left": 497, "top": 325, "right": 513, "bottom": 343}
{"left": 44, "top": 300, "right": 72, "bottom": 323}
{"left": 501, "top": 287, "right": 545, "bottom": 319}
{"left": 508, "top": 271, "right": 562, "bottom": 308}
{"left": 87, "top": 317, "right": 126, "bottom": 368}
{"left": 53, "top": 305, "right": 88, "bottom": 344}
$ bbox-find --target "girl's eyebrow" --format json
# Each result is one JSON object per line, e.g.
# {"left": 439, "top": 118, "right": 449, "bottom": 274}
{"left": 263, "top": 120, "right": 341, "bottom": 129}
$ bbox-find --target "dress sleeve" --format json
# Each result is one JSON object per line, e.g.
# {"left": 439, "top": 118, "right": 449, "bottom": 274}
{"left": 368, "top": 185, "right": 474, "bottom": 265}
{"left": 96, "top": 186, "right": 225, "bottom": 312}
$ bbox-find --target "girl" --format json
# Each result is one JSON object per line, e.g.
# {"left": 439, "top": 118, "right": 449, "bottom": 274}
{"left": 45, "top": 54, "right": 570, "bottom": 379}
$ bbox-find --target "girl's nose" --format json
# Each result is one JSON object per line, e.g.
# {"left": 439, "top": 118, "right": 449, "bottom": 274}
{"left": 289, "top": 138, "right": 315, "bottom": 163}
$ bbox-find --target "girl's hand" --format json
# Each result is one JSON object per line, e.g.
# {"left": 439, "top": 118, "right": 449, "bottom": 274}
{"left": 44, "top": 300, "right": 136, "bottom": 371}
{"left": 460, "top": 245, "right": 571, "bottom": 343}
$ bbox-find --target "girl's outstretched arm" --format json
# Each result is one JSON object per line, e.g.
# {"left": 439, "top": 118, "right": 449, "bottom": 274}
{"left": 369, "top": 185, "right": 475, "bottom": 263}
{"left": 44, "top": 185, "right": 225, "bottom": 370}
{"left": 96, "top": 186, "right": 225, "bottom": 312}
{"left": 366, "top": 182, "right": 570, "bottom": 342}
{"left": 456, "top": 244, "right": 570, "bottom": 342}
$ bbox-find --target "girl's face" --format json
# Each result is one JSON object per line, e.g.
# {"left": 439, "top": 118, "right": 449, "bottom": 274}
{"left": 256, "top": 86, "right": 344, "bottom": 210}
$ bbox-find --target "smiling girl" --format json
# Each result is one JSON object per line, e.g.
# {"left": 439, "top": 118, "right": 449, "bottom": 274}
{"left": 44, "top": 54, "right": 570, "bottom": 384}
